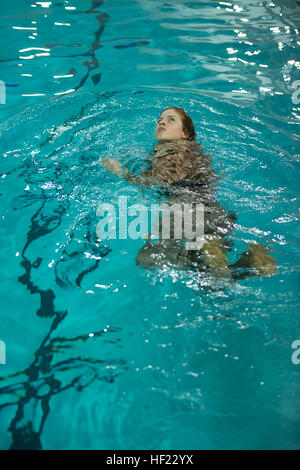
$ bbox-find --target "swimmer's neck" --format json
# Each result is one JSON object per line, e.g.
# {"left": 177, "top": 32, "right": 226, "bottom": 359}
{"left": 155, "top": 138, "right": 189, "bottom": 146}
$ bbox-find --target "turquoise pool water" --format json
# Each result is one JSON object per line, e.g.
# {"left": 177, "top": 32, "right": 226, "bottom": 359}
{"left": 0, "top": 0, "right": 299, "bottom": 450}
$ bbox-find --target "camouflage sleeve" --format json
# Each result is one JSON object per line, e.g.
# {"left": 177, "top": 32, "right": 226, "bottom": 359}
{"left": 122, "top": 167, "right": 156, "bottom": 187}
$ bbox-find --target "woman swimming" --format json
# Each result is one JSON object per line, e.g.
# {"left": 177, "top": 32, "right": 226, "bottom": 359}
{"left": 100, "top": 107, "right": 278, "bottom": 280}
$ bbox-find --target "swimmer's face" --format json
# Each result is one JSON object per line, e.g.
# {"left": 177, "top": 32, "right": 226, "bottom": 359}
{"left": 155, "top": 109, "right": 188, "bottom": 143}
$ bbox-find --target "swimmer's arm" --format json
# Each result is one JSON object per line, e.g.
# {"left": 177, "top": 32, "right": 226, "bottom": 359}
{"left": 100, "top": 156, "right": 123, "bottom": 177}
{"left": 100, "top": 156, "right": 153, "bottom": 186}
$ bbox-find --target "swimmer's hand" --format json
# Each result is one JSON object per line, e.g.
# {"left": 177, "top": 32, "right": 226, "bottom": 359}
{"left": 100, "top": 156, "right": 123, "bottom": 177}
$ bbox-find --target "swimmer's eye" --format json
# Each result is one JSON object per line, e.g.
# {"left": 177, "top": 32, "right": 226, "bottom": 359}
{"left": 157, "top": 117, "right": 176, "bottom": 123}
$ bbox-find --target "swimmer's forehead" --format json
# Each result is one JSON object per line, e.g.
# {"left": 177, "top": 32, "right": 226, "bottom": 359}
{"left": 158, "top": 110, "right": 180, "bottom": 119}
